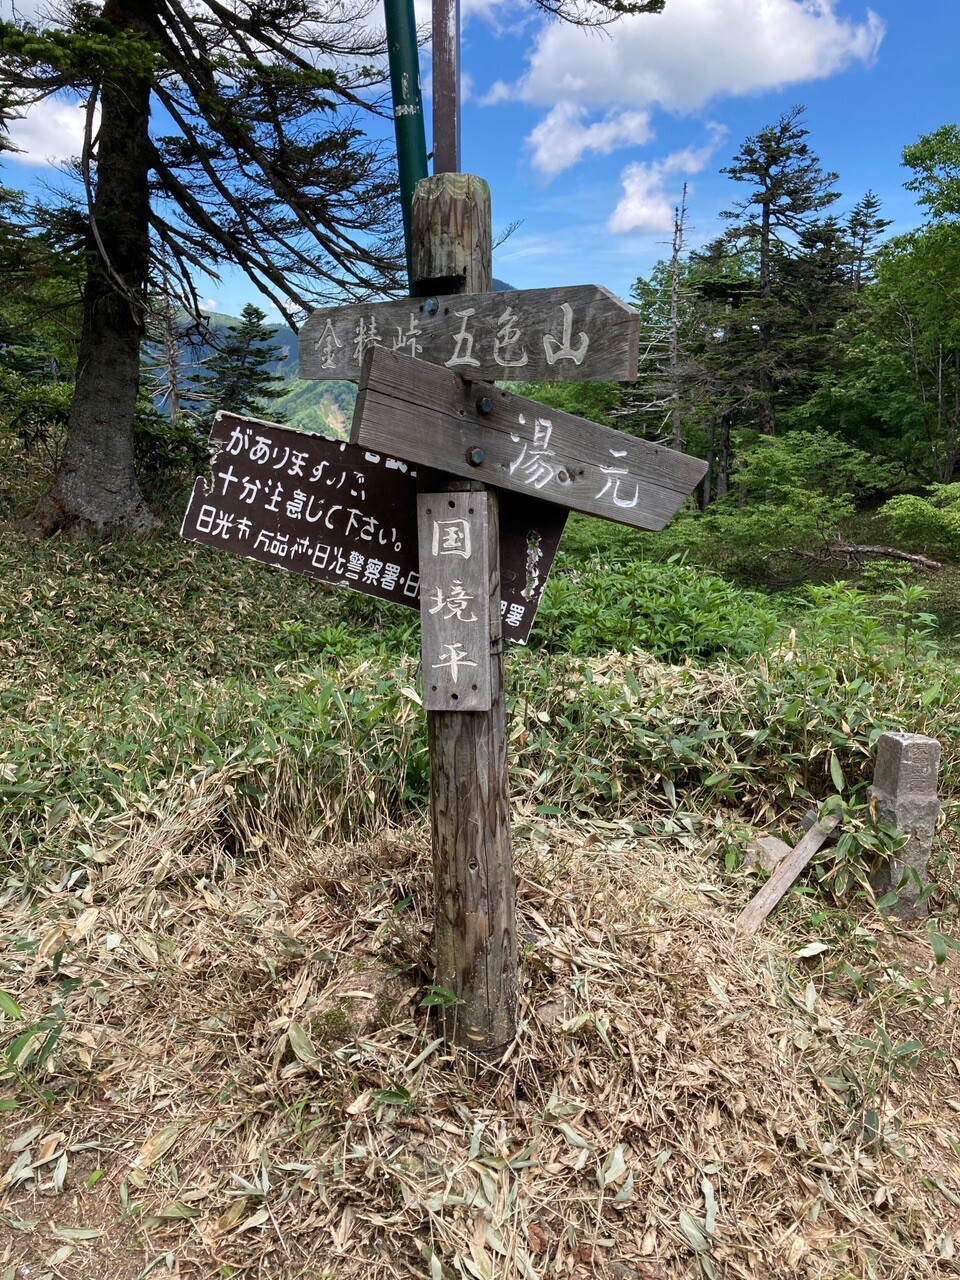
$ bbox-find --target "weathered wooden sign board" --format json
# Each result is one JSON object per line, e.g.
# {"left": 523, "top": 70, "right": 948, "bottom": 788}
{"left": 352, "top": 346, "right": 708, "bottom": 531}
{"left": 299, "top": 284, "right": 639, "bottom": 384}
{"left": 180, "top": 411, "right": 565, "bottom": 644}
{"left": 418, "top": 490, "right": 493, "bottom": 710}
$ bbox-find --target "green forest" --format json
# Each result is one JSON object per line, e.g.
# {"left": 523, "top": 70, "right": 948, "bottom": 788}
{"left": 5, "top": 100, "right": 960, "bottom": 598}
{"left": 4, "top": 0, "right": 960, "bottom": 1276}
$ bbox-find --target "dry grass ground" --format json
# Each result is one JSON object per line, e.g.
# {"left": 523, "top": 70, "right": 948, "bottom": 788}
{"left": 3, "top": 485, "right": 960, "bottom": 1280}
{"left": 3, "top": 782, "right": 960, "bottom": 1280}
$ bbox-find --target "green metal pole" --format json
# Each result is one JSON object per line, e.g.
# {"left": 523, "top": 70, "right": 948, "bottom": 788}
{"left": 383, "top": 0, "right": 429, "bottom": 287}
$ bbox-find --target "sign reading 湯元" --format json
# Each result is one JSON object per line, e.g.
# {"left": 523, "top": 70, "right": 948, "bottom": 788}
{"left": 180, "top": 412, "right": 565, "bottom": 644}
{"left": 298, "top": 284, "right": 639, "bottom": 385}
{"left": 352, "top": 346, "right": 709, "bottom": 532}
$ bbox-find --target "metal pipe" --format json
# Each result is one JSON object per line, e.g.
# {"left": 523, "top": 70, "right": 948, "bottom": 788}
{"left": 383, "top": 0, "right": 429, "bottom": 286}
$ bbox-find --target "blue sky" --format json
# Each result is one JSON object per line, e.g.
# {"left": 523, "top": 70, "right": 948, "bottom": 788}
{"left": 2, "top": 0, "right": 956, "bottom": 321}
{"left": 463, "top": 0, "right": 954, "bottom": 299}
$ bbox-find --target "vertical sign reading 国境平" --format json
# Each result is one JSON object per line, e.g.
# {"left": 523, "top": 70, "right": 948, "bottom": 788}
{"left": 416, "top": 491, "right": 493, "bottom": 711}
{"left": 180, "top": 411, "right": 566, "bottom": 644}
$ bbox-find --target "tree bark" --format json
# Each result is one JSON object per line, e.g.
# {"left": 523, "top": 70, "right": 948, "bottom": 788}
{"left": 757, "top": 192, "right": 776, "bottom": 436}
{"left": 36, "top": 0, "right": 158, "bottom": 535}
{"left": 700, "top": 418, "right": 715, "bottom": 509}
{"left": 826, "top": 543, "right": 945, "bottom": 572}
{"left": 715, "top": 415, "right": 731, "bottom": 500}
{"left": 668, "top": 187, "right": 686, "bottom": 451}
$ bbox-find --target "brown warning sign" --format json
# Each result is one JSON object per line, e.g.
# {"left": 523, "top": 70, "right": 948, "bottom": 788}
{"left": 180, "top": 412, "right": 565, "bottom": 644}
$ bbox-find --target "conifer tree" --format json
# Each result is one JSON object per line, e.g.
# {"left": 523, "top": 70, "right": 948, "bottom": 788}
{"left": 1, "top": 0, "right": 664, "bottom": 534}
{"left": 721, "top": 105, "right": 840, "bottom": 435}
{"left": 193, "top": 305, "right": 287, "bottom": 423}
{"left": 846, "top": 190, "right": 890, "bottom": 292}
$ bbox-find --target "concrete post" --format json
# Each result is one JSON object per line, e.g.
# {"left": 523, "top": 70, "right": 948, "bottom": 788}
{"left": 869, "top": 732, "right": 941, "bottom": 919}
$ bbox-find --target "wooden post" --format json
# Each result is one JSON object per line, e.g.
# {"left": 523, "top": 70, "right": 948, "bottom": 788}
{"left": 411, "top": 172, "right": 517, "bottom": 1059}
{"left": 432, "top": 0, "right": 461, "bottom": 174}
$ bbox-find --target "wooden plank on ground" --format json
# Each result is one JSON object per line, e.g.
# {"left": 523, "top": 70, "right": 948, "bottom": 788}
{"left": 352, "top": 345, "right": 707, "bottom": 532}
{"left": 299, "top": 284, "right": 640, "bottom": 384}
{"left": 734, "top": 815, "right": 839, "bottom": 936}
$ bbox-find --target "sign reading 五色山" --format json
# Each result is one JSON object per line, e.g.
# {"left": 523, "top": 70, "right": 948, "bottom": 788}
{"left": 180, "top": 412, "right": 565, "bottom": 644}
{"left": 299, "top": 284, "right": 640, "bottom": 385}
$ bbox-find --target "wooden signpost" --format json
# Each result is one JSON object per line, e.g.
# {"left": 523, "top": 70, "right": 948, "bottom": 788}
{"left": 181, "top": 0, "right": 706, "bottom": 1064}
{"left": 298, "top": 185, "right": 705, "bottom": 1060}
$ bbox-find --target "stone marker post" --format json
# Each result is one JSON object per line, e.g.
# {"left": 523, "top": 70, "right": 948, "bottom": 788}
{"left": 869, "top": 731, "right": 941, "bottom": 918}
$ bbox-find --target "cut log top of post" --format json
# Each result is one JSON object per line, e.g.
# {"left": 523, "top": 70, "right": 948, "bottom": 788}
{"left": 352, "top": 345, "right": 707, "bottom": 532}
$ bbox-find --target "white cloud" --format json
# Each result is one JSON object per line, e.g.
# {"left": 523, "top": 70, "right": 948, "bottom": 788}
{"left": 504, "top": 0, "right": 885, "bottom": 113}
{"left": 5, "top": 97, "right": 92, "bottom": 166}
{"left": 608, "top": 124, "right": 725, "bottom": 233}
{"left": 528, "top": 102, "right": 654, "bottom": 176}
{"left": 608, "top": 163, "right": 674, "bottom": 233}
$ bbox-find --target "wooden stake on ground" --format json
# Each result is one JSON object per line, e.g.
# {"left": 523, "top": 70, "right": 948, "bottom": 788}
{"left": 411, "top": 172, "right": 517, "bottom": 1059}
{"left": 734, "top": 814, "right": 839, "bottom": 936}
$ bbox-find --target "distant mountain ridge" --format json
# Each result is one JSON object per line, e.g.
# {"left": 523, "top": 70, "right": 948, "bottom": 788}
{"left": 185, "top": 277, "right": 516, "bottom": 434}
{"left": 158, "top": 309, "right": 354, "bottom": 437}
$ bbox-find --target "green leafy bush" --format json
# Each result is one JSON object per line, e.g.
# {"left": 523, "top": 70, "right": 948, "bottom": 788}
{"left": 0, "top": 376, "right": 72, "bottom": 469}
{"left": 532, "top": 553, "right": 778, "bottom": 662}
{"left": 662, "top": 430, "right": 900, "bottom": 582}
{"left": 881, "top": 484, "right": 960, "bottom": 557}
{"left": 1, "top": 518, "right": 956, "bottom": 905}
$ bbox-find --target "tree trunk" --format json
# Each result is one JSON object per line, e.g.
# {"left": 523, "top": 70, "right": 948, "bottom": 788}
{"left": 715, "top": 416, "right": 732, "bottom": 499}
{"left": 36, "top": 0, "right": 157, "bottom": 535}
{"left": 700, "top": 417, "right": 715, "bottom": 509}
{"left": 757, "top": 195, "right": 776, "bottom": 435}
{"left": 668, "top": 186, "right": 686, "bottom": 451}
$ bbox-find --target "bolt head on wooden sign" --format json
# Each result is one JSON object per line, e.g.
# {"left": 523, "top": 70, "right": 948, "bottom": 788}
{"left": 180, "top": 412, "right": 564, "bottom": 644}
{"left": 352, "top": 347, "right": 708, "bottom": 531}
{"left": 299, "top": 284, "right": 639, "bottom": 385}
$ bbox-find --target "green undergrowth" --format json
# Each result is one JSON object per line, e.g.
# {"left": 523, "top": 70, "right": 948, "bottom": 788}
{"left": 2, "top": 524, "right": 958, "bottom": 900}
{"left": 532, "top": 551, "right": 779, "bottom": 661}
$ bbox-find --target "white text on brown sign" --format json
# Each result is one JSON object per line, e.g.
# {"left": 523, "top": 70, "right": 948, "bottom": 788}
{"left": 299, "top": 284, "right": 639, "bottom": 384}
{"left": 352, "top": 348, "right": 708, "bottom": 532}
